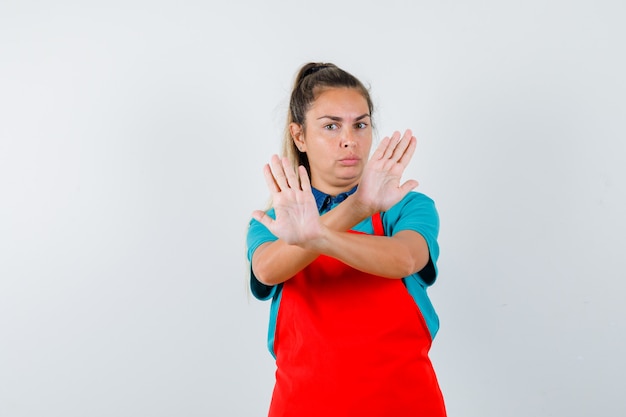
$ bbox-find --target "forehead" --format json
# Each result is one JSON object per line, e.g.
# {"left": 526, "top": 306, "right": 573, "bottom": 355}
{"left": 308, "top": 87, "right": 370, "bottom": 117}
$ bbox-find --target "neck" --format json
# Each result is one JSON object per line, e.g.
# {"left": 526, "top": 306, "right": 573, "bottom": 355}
{"left": 312, "top": 182, "right": 358, "bottom": 197}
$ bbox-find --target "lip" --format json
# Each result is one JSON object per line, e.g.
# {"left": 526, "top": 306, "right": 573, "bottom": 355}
{"left": 338, "top": 156, "right": 361, "bottom": 166}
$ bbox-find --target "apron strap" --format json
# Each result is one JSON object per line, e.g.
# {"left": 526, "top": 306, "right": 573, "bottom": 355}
{"left": 371, "top": 212, "right": 384, "bottom": 236}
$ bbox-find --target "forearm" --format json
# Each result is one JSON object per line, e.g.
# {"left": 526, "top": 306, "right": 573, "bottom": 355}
{"left": 252, "top": 195, "right": 374, "bottom": 285}
{"left": 307, "top": 229, "right": 430, "bottom": 279}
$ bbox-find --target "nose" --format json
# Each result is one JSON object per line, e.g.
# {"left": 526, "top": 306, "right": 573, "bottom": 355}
{"left": 341, "top": 130, "right": 356, "bottom": 148}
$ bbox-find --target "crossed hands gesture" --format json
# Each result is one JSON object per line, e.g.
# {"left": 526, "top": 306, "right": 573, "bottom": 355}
{"left": 251, "top": 130, "right": 418, "bottom": 247}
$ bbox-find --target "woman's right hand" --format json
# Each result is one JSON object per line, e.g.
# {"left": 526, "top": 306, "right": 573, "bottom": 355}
{"left": 354, "top": 129, "right": 419, "bottom": 213}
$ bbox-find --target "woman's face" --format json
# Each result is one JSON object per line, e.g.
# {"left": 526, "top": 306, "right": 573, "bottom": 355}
{"left": 291, "top": 87, "right": 372, "bottom": 195}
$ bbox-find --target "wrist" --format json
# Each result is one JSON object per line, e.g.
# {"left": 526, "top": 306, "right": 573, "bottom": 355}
{"left": 299, "top": 223, "right": 330, "bottom": 253}
{"left": 349, "top": 191, "right": 377, "bottom": 218}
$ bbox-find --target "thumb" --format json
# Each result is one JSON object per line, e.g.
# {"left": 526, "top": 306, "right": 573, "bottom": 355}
{"left": 399, "top": 179, "right": 419, "bottom": 194}
{"left": 251, "top": 210, "right": 274, "bottom": 229}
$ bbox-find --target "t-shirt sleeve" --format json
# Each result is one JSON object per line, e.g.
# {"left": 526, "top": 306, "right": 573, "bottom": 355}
{"left": 382, "top": 192, "right": 440, "bottom": 285}
{"left": 246, "top": 209, "right": 279, "bottom": 300}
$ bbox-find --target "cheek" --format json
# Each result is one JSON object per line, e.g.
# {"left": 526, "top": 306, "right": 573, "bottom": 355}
{"left": 359, "top": 132, "right": 373, "bottom": 148}
{"left": 305, "top": 141, "right": 330, "bottom": 162}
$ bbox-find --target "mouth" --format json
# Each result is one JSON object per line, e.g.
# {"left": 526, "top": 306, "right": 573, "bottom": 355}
{"left": 338, "top": 156, "right": 361, "bottom": 166}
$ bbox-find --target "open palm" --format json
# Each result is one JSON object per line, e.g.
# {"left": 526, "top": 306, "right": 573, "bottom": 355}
{"left": 356, "top": 129, "right": 419, "bottom": 213}
{"left": 252, "top": 155, "right": 322, "bottom": 246}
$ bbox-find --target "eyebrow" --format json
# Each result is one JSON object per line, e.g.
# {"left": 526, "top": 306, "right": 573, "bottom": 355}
{"left": 316, "top": 113, "right": 371, "bottom": 122}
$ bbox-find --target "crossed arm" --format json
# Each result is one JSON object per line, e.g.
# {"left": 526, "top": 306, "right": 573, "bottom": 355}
{"left": 251, "top": 130, "right": 430, "bottom": 286}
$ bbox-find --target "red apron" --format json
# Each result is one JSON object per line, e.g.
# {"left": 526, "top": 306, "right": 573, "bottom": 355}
{"left": 269, "top": 213, "right": 446, "bottom": 417}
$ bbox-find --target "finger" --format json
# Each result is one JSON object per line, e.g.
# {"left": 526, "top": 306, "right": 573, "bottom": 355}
{"left": 262, "top": 163, "right": 280, "bottom": 193}
{"left": 269, "top": 154, "right": 288, "bottom": 190}
{"left": 382, "top": 131, "right": 401, "bottom": 160}
{"left": 389, "top": 129, "right": 413, "bottom": 162}
{"left": 399, "top": 179, "right": 419, "bottom": 194}
{"left": 371, "top": 136, "right": 391, "bottom": 161}
{"left": 282, "top": 156, "right": 299, "bottom": 190}
{"left": 395, "top": 132, "right": 417, "bottom": 167}
{"left": 298, "top": 165, "right": 312, "bottom": 193}
{"left": 252, "top": 210, "right": 274, "bottom": 230}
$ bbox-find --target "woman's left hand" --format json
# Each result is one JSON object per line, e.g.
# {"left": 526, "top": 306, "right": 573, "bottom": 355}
{"left": 252, "top": 155, "right": 323, "bottom": 246}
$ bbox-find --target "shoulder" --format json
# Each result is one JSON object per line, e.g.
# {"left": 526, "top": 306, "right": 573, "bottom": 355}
{"left": 382, "top": 192, "right": 439, "bottom": 233}
{"left": 385, "top": 192, "right": 441, "bottom": 284}
{"left": 392, "top": 191, "right": 436, "bottom": 210}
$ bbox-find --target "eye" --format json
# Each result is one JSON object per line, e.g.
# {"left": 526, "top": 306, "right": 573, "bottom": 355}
{"left": 324, "top": 123, "right": 338, "bottom": 130}
{"left": 355, "top": 122, "right": 368, "bottom": 129}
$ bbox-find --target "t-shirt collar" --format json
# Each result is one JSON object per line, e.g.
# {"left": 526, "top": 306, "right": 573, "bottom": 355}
{"left": 311, "top": 185, "right": 358, "bottom": 213}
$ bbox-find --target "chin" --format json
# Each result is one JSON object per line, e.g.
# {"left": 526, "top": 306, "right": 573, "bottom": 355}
{"left": 336, "top": 172, "right": 362, "bottom": 185}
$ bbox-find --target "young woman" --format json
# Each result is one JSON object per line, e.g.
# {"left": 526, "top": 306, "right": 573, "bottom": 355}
{"left": 247, "top": 62, "right": 446, "bottom": 416}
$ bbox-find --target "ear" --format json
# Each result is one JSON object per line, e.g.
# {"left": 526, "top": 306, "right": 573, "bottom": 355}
{"left": 289, "top": 122, "right": 306, "bottom": 152}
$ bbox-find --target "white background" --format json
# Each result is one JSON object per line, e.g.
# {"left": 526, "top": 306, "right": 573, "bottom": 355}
{"left": 1, "top": 1, "right": 624, "bottom": 416}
